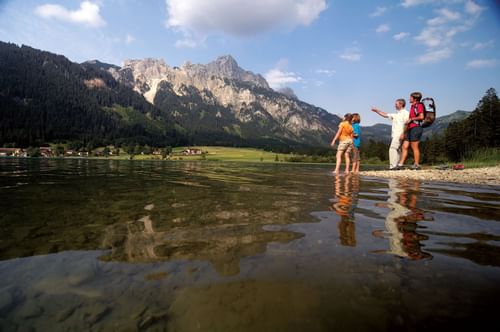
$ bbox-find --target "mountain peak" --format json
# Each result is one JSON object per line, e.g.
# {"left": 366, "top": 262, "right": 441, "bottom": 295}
{"left": 208, "top": 55, "right": 241, "bottom": 77}
{"left": 82, "top": 59, "right": 120, "bottom": 70}
{"left": 215, "top": 54, "right": 237, "bottom": 64}
{"left": 123, "top": 58, "right": 167, "bottom": 68}
{"left": 183, "top": 55, "right": 268, "bottom": 88}
{"left": 214, "top": 55, "right": 238, "bottom": 68}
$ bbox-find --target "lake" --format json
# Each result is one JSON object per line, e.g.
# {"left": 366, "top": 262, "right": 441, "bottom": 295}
{"left": 1, "top": 158, "right": 499, "bottom": 331}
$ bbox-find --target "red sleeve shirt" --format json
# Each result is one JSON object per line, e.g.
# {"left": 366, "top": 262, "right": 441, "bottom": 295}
{"left": 408, "top": 102, "right": 424, "bottom": 129}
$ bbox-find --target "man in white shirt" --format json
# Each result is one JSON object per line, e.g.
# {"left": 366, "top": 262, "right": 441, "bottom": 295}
{"left": 371, "top": 99, "right": 409, "bottom": 170}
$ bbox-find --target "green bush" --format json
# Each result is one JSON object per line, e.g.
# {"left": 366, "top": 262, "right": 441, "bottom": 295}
{"left": 461, "top": 148, "right": 500, "bottom": 168}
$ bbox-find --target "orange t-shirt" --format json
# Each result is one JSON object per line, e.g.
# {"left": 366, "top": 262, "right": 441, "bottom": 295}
{"left": 338, "top": 121, "right": 353, "bottom": 141}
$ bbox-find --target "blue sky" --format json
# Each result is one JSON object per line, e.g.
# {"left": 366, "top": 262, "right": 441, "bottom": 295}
{"left": 1, "top": 0, "right": 499, "bottom": 125}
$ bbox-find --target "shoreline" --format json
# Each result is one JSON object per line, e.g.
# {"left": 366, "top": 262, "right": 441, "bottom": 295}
{"left": 2, "top": 156, "right": 498, "bottom": 185}
{"left": 360, "top": 165, "right": 500, "bottom": 186}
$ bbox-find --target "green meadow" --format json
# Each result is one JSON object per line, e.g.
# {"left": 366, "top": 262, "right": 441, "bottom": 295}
{"left": 170, "top": 146, "right": 291, "bottom": 163}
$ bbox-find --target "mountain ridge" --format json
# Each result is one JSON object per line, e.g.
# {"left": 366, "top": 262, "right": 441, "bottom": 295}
{"left": 106, "top": 54, "right": 341, "bottom": 146}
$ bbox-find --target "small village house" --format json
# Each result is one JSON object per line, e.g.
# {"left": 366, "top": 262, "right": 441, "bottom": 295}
{"left": 181, "top": 148, "right": 203, "bottom": 155}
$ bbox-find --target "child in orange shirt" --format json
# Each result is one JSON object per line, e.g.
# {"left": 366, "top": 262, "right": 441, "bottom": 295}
{"left": 330, "top": 113, "right": 354, "bottom": 174}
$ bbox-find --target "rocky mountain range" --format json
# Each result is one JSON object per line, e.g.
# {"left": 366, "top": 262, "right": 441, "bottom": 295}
{"left": 95, "top": 55, "right": 340, "bottom": 146}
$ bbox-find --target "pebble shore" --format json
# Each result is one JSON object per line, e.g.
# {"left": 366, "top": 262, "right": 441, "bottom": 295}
{"left": 360, "top": 165, "right": 500, "bottom": 186}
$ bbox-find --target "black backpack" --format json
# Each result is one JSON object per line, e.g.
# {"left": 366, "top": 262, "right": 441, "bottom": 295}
{"left": 421, "top": 97, "right": 436, "bottom": 128}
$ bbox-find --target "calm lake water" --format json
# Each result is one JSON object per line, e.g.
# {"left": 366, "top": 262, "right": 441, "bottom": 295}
{"left": 1, "top": 158, "right": 499, "bottom": 331}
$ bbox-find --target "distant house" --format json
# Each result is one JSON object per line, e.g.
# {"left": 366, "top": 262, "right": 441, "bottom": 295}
{"left": 181, "top": 148, "right": 203, "bottom": 155}
{"left": 0, "top": 148, "right": 23, "bottom": 157}
{"left": 39, "top": 147, "right": 53, "bottom": 157}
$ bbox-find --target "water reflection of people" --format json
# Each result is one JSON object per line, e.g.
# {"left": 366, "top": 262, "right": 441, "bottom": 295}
{"left": 372, "top": 179, "right": 432, "bottom": 260}
{"left": 331, "top": 174, "right": 359, "bottom": 246}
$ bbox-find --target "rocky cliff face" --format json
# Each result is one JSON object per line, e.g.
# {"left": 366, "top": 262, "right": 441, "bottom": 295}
{"left": 108, "top": 55, "right": 340, "bottom": 146}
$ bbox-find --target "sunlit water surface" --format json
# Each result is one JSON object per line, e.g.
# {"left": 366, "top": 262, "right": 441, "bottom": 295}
{"left": 1, "top": 158, "right": 499, "bottom": 331}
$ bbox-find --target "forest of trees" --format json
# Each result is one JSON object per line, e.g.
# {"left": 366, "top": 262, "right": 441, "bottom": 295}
{"left": 421, "top": 88, "right": 500, "bottom": 163}
{"left": 0, "top": 41, "right": 186, "bottom": 148}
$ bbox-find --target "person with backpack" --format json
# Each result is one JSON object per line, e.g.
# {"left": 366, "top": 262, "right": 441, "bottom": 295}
{"left": 371, "top": 99, "right": 409, "bottom": 170}
{"left": 330, "top": 113, "right": 354, "bottom": 174}
{"left": 397, "top": 92, "right": 425, "bottom": 170}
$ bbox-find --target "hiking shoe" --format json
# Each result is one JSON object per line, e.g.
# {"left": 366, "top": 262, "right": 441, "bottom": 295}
{"left": 410, "top": 164, "right": 421, "bottom": 170}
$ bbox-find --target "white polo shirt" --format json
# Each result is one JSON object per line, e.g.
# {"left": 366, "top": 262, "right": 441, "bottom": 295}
{"left": 388, "top": 108, "right": 409, "bottom": 138}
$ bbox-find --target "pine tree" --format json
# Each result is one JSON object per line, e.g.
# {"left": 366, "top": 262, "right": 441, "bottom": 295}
{"left": 442, "top": 88, "right": 499, "bottom": 161}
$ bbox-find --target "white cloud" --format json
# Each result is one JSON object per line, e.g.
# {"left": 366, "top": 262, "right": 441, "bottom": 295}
{"left": 466, "top": 59, "right": 498, "bottom": 69}
{"left": 472, "top": 40, "right": 494, "bottom": 50}
{"left": 265, "top": 58, "right": 302, "bottom": 89}
{"left": 416, "top": 48, "right": 452, "bottom": 64}
{"left": 265, "top": 68, "right": 302, "bottom": 89}
{"left": 415, "top": 26, "right": 443, "bottom": 48}
{"left": 339, "top": 47, "right": 361, "bottom": 61}
{"left": 393, "top": 32, "right": 409, "bottom": 40}
{"left": 465, "top": 0, "right": 483, "bottom": 16}
{"left": 316, "top": 69, "right": 336, "bottom": 77}
{"left": 370, "top": 6, "right": 387, "bottom": 17}
{"left": 175, "top": 39, "right": 199, "bottom": 48}
{"left": 35, "top": 1, "right": 105, "bottom": 28}
{"left": 165, "top": 0, "right": 327, "bottom": 43}
{"left": 125, "top": 34, "right": 135, "bottom": 45}
{"left": 427, "top": 8, "right": 460, "bottom": 26}
{"left": 401, "top": 0, "right": 432, "bottom": 8}
{"left": 376, "top": 24, "right": 390, "bottom": 33}
{"left": 413, "top": 1, "right": 484, "bottom": 64}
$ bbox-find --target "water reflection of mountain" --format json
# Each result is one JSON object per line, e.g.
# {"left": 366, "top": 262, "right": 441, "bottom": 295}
{"left": 0, "top": 161, "right": 326, "bottom": 262}
{"left": 101, "top": 212, "right": 304, "bottom": 276}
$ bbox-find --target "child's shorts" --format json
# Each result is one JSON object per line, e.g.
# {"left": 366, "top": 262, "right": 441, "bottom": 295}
{"left": 338, "top": 140, "right": 353, "bottom": 153}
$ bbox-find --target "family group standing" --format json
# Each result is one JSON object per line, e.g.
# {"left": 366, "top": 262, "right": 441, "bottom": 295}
{"left": 330, "top": 92, "right": 426, "bottom": 173}
{"left": 330, "top": 113, "right": 361, "bottom": 174}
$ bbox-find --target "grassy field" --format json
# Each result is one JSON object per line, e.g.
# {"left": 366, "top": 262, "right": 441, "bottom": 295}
{"left": 47, "top": 145, "right": 500, "bottom": 169}
{"left": 170, "top": 146, "right": 291, "bottom": 163}
{"left": 460, "top": 148, "right": 500, "bottom": 168}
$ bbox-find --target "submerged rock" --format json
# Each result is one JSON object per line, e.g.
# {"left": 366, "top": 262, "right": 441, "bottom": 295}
{"left": 18, "top": 302, "right": 44, "bottom": 319}
{"left": 83, "top": 304, "right": 111, "bottom": 327}
{"left": 0, "top": 289, "right": 14, "bottom": 314}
